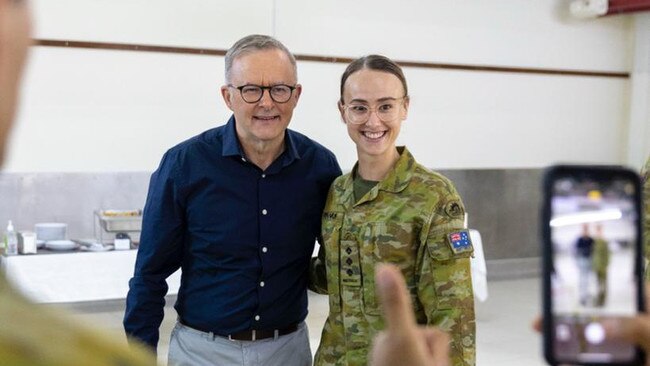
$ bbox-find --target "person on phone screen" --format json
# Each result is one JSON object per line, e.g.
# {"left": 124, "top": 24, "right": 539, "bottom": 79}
{"left": 576, "top": 223, "right": 595, "bottom": 306}
{"left": 592, "top": 223, "right": 610, "bottom": 307}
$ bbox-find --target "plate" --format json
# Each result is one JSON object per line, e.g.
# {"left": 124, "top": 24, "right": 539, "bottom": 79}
{"left": 45, "top": 240, "right": 78, "bottom": 251}
{"left": 80, "top": 244, "right": 114, "bottom": 252}
{"left": 74, "top": 238, "right": 102, "bottom": 246}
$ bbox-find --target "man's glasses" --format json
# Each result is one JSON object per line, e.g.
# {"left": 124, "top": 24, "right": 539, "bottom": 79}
{"left": 228, "top": 84, "right": 296, "bottom": 104}
{"left": 341, "top": 97, "right": 407, "bottom": 124}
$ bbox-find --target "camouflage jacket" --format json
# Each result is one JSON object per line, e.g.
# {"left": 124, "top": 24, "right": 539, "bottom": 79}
{"left": 641, "top": 157, "right": 650, "bottom": 281}
{"left": 309, "top": 147, "right": 475, "bottom": 366}
{"left": 592, "top": 238, "right": 609, "bottom": 274}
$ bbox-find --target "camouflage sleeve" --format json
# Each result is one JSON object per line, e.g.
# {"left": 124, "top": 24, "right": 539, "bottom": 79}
{"left": 309, "top": 238, "right": 328, "bottom": 294}
{"left": 0, "top": 276, "right": 156, "bottom": 365}
{"left": 416, "top": 195, "right": 475, "bottom": 366}
{"left": 643, "top": 157, "right": 650, "bottom": 280}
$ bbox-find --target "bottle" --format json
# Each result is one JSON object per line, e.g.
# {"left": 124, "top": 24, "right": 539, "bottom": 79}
{"left": 5, "top": 220, "right": 18, "bottom": 256}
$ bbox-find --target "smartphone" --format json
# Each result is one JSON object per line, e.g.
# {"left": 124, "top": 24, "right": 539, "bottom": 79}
{"left": 542, "top": 165, "right": 645, "bottom": 365}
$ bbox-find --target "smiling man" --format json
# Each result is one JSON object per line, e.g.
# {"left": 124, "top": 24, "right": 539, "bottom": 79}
{"left": 124, "top": 35, "right": 341, "bottom": 366}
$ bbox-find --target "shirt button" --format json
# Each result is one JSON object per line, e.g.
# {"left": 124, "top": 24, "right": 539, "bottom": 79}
{"left": 255, "top": 315, "right": 260, "bottom": 321}
{"left": 346, "top": 269, "right": 353, "bottom": 276}
{"left": 261, "top": 174, "right": 266, "bottom": 178}
{"left": 262, "top": 209, "right": 268, "bottom": 215}
{"left": 262, "top": 247, "right": 268, "bottom": 253}
{"left": 241, "top": 157, "right": 246, "bottom": 162}
{"left": 260, "top": 281, "right": 265, "bottom": 287}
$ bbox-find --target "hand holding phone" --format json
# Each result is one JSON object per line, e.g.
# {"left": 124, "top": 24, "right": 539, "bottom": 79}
{"left": 542, "top": 165, "right": 646, "bottom": 365}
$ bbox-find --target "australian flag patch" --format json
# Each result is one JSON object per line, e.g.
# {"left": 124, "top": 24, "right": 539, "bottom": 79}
{"left": 447, "top": 229, "right": 473, "bottom": 255}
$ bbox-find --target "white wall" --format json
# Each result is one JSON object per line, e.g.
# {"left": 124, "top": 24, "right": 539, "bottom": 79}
{"left": 5, "top": 0, "right": 641, "bottom": 172}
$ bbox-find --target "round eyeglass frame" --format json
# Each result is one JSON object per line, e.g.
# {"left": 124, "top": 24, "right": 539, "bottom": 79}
{"left": 228, "top": 84, "right": 297, "bottom": 104}
{"left": 341, "top": 96, "right": 408, "bottom": 124}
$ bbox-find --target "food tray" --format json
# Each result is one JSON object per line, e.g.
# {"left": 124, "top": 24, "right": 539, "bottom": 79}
{"left": 95, "top": 210, "right": 143, "bottom": 232}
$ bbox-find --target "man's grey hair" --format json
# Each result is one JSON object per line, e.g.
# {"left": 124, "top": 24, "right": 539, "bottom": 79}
{"left": 224, "top": 34, "right": 297, "bottom": 83}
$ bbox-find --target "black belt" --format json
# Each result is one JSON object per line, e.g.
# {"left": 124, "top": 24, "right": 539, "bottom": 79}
{"left": 228, "top": 324, "right": 299, "bottom": 341}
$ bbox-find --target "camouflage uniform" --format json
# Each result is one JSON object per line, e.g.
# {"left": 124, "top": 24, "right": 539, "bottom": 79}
{"left": 592, "top": 237, "right": 609, "bottom": 306}
{"left": 641, "top": 157, "right": 650, "bottom": 281}
{"left": 310, "top": 147, "right": 475, "bottom": 366}
{"left": 0, "top": 273, "right": 156, "bottom": 365}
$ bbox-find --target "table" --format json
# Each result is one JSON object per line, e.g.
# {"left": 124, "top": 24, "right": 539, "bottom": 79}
{"left": 1, "top": 249, "right": 181, "bottom": 303}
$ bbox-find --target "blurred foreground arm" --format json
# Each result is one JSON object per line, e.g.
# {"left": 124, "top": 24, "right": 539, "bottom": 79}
{"left": 370, "top": 264, "right": 451, "bottom": 366}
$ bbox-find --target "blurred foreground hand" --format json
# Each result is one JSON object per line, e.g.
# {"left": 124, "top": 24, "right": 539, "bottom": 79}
{"left": 370, "top": 264, "right": 450, "bottom": 366}
{"left": 532, "top": 283, "right": 650, "bottom": 366}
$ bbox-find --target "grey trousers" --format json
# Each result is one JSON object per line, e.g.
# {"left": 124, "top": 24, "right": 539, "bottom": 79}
{"left": 168, "top": 321, "right": 312, "bottom": 366}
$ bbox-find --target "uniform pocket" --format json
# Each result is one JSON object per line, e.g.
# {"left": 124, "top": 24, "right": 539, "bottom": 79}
{"left": 362, "top": 222, "right": 420, "bottom": 316}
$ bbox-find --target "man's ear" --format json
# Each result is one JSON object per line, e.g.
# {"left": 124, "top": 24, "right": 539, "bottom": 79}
{"left": 221, "top": 85, "right": 234, "bottom": 111}
{"left": 292, "top": 83, "right": 302, "bottom": 103}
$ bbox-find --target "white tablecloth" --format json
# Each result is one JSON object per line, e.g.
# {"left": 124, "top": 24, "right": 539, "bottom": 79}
{"left": 1, "top": 250, "right": 181, "bottom": 303}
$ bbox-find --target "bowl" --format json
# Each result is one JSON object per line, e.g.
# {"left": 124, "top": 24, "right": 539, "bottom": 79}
{"left": 35, "top": 223, "right": 67, "bottom": 241}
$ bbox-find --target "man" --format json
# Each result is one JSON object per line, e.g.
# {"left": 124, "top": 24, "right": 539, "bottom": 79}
{"left": 0, "top": 1, "right": 156, "bottom": 364}
{"left": 575, "top": 223, "right": 594, "bottom": 306}
{"left": 123, "top": 34, "right": 341, "bottom": 365}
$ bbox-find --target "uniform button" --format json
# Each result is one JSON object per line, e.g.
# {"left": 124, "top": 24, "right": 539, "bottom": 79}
{"left": 262, "top": 209, "right": 268, "bottom": 215}
{"left": 262, "top": 247, "right": 268, "bottom": 253}
{"left": 261, "top": 174, "right": 266, "bottom": 178}
{"left": 346, "top": 269, "right": 353, "bottom": 276}
{"left": 346, "top": 258, "right": 353, "bottom": 265}
{"left": 345, "top": 247, "right": 352, "bottom": 254}
{"left": 260, "top": 281, "right": 265, "bottom": 287}
{"left": 241, "top": 157, "right": 246, "bottom": 162}
{"left": 254, "top": 315, "right": 260, "bottom": 321}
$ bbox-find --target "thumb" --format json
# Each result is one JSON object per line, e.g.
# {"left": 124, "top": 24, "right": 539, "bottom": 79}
{"left": 375, "top": 263, "right": 416, "bottom": 334}
{"left": 605, "top": 315, "right": 650, "bottom": 352}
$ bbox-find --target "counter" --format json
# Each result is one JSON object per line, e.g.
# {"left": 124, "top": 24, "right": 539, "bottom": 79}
{"left": 1, "top": 249, "right": 181, "bottom": 303}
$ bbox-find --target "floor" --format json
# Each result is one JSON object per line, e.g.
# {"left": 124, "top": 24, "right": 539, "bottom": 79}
{"left": 53, "top": 277, "right": 546, "bottom": 366}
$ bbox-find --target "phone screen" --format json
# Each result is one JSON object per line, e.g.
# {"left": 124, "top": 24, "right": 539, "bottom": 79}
{"left": 546, "top": 167, "right": 643, "bottom": 364}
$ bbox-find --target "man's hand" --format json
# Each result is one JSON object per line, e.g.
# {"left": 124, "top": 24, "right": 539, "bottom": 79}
{"left": 370, "top": 264, "right": 451, "bottom": 366}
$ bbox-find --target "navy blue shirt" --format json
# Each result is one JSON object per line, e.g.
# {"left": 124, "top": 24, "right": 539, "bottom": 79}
{"left": 124, "top": 116, "right": 341, "bottom": 350}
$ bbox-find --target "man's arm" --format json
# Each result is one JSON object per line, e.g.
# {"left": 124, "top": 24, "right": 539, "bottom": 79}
{"left": 309, "top": 152, "right": 341, "bottom": 294}
{"left": 124, "top": 151, "right": 185, "bottom": 352}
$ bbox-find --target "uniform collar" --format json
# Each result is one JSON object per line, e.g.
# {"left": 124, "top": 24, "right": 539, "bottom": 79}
{"left": 342, "top": 146, "right": 415, "bottom": 207}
